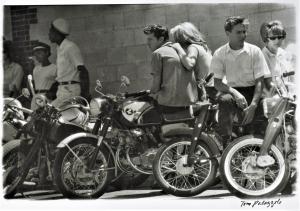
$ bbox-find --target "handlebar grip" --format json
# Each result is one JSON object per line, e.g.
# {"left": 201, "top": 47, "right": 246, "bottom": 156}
{"left": 205, "top": 73, "right": 214, "bottom": 83}
{"left": 283, "top": 71, "right": 295, "bottom": 77}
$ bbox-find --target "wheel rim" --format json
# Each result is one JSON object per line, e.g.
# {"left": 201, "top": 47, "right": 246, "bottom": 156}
{"left": 158, "top": 140, "right": 212, "bottom": 191}
{"left": 61, "top": 143, "right": 108, "bottom": 197}
{"left": 224, "top": 138, "right": 286, "bottom": 196}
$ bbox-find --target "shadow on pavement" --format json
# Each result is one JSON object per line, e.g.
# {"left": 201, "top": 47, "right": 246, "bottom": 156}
{"left": 104, "top": 190, "right": 165, "bottom": 199}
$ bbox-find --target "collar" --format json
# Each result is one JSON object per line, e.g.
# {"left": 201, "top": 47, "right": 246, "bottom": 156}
{"left": 226, "top": 42, "right": 250, "bottom": 54}
{"left": 58, "top": 38, "right": 68, "bottom": 50}
{"left": 264, "top": 46, "right": 285, "bottom": 58}
{"left": 161, "top": 41, "right": 172, "bottom": 47}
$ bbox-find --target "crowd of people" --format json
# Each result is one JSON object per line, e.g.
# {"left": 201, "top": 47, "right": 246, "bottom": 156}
{"left": 3, "top": 16, "right": 295, "bottom": 151}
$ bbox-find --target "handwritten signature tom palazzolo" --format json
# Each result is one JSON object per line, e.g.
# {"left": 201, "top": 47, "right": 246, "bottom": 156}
{"left": 241, "top": 198, "right": 282, "bottom": 208}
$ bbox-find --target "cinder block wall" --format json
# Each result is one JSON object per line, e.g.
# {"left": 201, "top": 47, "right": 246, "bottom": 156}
{"left": 4, "top": 4, "right": 296, "bottom": 97}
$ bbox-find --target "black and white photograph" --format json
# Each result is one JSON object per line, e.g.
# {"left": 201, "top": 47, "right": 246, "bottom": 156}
{"left": 1, "top": 0, "right": 299, "bottom": 210}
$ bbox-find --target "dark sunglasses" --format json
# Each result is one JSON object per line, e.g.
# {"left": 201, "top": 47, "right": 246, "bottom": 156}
{"left": 268, "top": 36, "right": 285, "bottom": 40}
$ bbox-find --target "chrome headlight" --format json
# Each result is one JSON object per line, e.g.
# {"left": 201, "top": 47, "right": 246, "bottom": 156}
{"left": 34, "top": 94, "right": 47, "bottom": 108}
{"left": 90, "top": 98, "right": 109, "bottom": 116}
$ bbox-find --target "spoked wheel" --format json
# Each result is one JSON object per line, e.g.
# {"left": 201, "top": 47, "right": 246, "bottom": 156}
{"left": 54, "top": 138, "right": 114, "bottom": 199}
{"left": 3, "top": 139, "right": 21, "bottom": 170}
{"left": 220, "top": 137, "right": 289, "bottom": 198}
{"left": 153, "top": 135, "right": 218, "bottom": 197}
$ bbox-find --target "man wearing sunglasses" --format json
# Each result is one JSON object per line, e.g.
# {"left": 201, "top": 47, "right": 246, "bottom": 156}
{"left": 260, "top": 20, "right": 295, "bottom": 92}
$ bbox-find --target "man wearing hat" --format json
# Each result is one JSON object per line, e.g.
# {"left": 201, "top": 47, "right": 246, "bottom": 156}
{"left": 48, "top": 18, "right": 90, "bottom": 108}
{"left": 23, "top": 42, "right": 57, "bottom": 109}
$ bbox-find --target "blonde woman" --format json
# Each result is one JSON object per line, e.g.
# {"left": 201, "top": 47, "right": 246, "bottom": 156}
{"left": 170, "top": 22, "right": 213, "bottom": 100}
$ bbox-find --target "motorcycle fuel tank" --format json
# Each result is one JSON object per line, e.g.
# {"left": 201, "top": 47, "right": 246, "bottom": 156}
{"left": 121, "top": 100, "right": 161, "bottom": 126}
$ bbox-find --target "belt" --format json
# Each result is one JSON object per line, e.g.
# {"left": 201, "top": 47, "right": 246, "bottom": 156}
{"left": 58, "top": 81, "right": 80, "bottom": 85}
{"left": 35, "top": 89, "right": 48, "bottom": 93}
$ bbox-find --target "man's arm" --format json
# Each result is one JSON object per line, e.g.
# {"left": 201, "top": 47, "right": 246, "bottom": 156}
{"left": 78, "top": 65, "right": 91, "bottom": 100}
{"left": 214, "top": 78, "right": 248, "bottom": 108}
{"left": 242, "top": 76, "right": 263, "bottom": 125}
{"left": 150, "top": 52, "right": 162, "bottom": 94}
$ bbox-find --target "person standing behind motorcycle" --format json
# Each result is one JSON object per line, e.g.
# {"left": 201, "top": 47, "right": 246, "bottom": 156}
{"left": 210, "top": 16, "right": 270, "bottom": 147}
{"left": 260, "top": 20, "right": 295, "bottom": 94}
{"left": 143, "top": 24, "right": 198, "bottom": 112}
{"left": 48, "top": 18, "right": 91, "bottom": 108}
{"left": 3, "top": 50, "right": 24, "bottom": 98}
{"left": 23, "top": 42, "right": 57, "bottom": 109}
{"left": 169, "top": 22, "right": 213, "bottom": 101}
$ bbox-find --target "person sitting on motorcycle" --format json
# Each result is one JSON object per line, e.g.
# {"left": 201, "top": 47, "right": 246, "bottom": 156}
{"left": 210, "top": 16, "right": 270, "bottom": 151}
{"left": 143, "top": 24, "right": 198, "bottom": 113}
{"left": 23, "top": 42, "right": 58, "bottom": 109}
{"left": 260, "top": 20, "right": 295, "bottom": 96}
{"left": 256, "top": 21, "right": 296, "bottom": 167}
{"left": 169, "top": 22, "right": 213, "bottom": 101}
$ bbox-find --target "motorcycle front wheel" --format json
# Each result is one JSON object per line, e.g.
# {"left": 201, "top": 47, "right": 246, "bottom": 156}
{"left": 153, "top": 135, "right": 218, "bottom": 197}
{"left": 54, "top": 138, "right": 114, "bottom": 199}
{"left": 220, "top": 137, "right": 289, "bottom": 198}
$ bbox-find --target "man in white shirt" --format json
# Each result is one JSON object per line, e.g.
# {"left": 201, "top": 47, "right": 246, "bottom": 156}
{"left": 211, "top": 17, "right": 270, "bottom": 166}
{"left": 48, "top": 18, "right": 90, "bottom": 108}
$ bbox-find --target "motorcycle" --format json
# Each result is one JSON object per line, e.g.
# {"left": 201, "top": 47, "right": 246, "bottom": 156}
{"left": 152, "top": 74, "right": 224, "bottom": 197}
{"left": 53, "top": 75, "right": 206, "bottom": 199}
{"left": 3, "top": 92, "right": 90, "bottom": 198}
{"left": 3, "top": 97, "right": 27, "bottom": 145}
{"left": 219, "top": 71, "right": 296, "bottom": 198}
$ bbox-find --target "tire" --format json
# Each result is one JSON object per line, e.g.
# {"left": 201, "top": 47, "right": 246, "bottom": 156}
{"left": 3, "top": 139, "right": 21, "bottom": 170}
{"left": 220, "top": 137, "right": 290, "bottom": 198}
{"left": 153, "top": 135, "right": 218, "bottom": 197}
{"left": 54, "top": 138, "right": 114, "bottom": 199}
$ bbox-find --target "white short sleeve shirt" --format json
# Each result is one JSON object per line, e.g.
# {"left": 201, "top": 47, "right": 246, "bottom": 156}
{"left": 33, "top": 63, "right": 57, "bottom": 90}
{"left": 56, "top": 39, "right": 84, "bottom": 82}
{"left": 262, "top": 47, "right": 294, "bottom": 83}
{"left": 211, "top": 42, "right": 270, "bottom": 87}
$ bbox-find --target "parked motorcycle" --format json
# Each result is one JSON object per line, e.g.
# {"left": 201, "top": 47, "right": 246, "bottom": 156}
{"left": 3, "top": 97, "right": 27, "bottom": 145}
{"left": 219, "top": 71, "right": 296, "bottom": 198}
{"left": 3, "top": 93, "right": 90, "bottom": 198}
{"left": 53, "top": 76, "right": 205, "bottom": 198}
{"left": 152, "top": 74, "right": 224, "bottom": 197}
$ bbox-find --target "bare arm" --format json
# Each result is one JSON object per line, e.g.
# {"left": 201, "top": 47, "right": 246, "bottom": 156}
{"left": 78, "top": 65, "right": 91, "bottom": 100}
{"left": 172, "top": 43, "right": 196, "bottom": 70}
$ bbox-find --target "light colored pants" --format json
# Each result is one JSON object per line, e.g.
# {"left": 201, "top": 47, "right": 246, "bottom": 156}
{"left": 52, "top": 84, "right": 81, "bottom": 108}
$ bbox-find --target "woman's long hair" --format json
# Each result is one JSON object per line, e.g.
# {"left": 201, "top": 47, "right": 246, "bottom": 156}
{"left": 170, "top": 22, "right": 209, "bottom": 52}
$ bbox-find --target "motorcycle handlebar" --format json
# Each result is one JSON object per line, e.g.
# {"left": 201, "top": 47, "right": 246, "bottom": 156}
{"left": 205, "top": 73, "right": 214, "bottom": 83}
{"left": 10, "top": 105, "right": 33, "bottom": 114}
{"left": 282, "top": 71, "right": 295, "bottom": 77}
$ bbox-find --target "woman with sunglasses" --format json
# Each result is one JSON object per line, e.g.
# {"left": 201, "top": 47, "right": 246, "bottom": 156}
{"left": 260, "top": 20, "right": 295, "bottom": 93}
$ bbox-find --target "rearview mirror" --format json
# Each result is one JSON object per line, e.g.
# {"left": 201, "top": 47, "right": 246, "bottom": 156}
{"left": 121, "top": 75, "right": 130, "bottom": 86}
{"left": 96, "top": 80, "right": 103, "bottom": 89}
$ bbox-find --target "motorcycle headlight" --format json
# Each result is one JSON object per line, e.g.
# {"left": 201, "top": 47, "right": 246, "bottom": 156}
{"left": 34, "top": 94, "right": 47, "bottom": 108}
{"left": 90, "top": 98, "right": 109, "bottom": 116}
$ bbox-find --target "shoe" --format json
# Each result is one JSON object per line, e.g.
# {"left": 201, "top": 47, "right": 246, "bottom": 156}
{"left": 257, "top": 155, "right": 275, "bottom": 167}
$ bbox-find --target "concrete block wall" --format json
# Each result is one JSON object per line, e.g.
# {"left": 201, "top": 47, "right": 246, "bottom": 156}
{"left": 4, "top": 3, "right": 296, "bottom": 97}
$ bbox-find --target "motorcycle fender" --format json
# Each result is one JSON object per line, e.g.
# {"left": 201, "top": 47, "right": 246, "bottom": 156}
{"left": 56, "top": 132, "right": 117, "bottom": 174}
{"left": 163, "top": 127, "right": 221, "bottom": 157}
{"left": 56, "top": 132, "right": 98, "bottom": 148}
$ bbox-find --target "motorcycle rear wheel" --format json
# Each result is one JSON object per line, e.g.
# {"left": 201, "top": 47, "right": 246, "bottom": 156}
{"left": 220, "top": 137, "right": 289, "bottom": 198}
{"left": 54, "top": 138, "right": 114, "bottom": 199}
{"left": 153, "top": 135, "right": 218, "bottom": 197}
